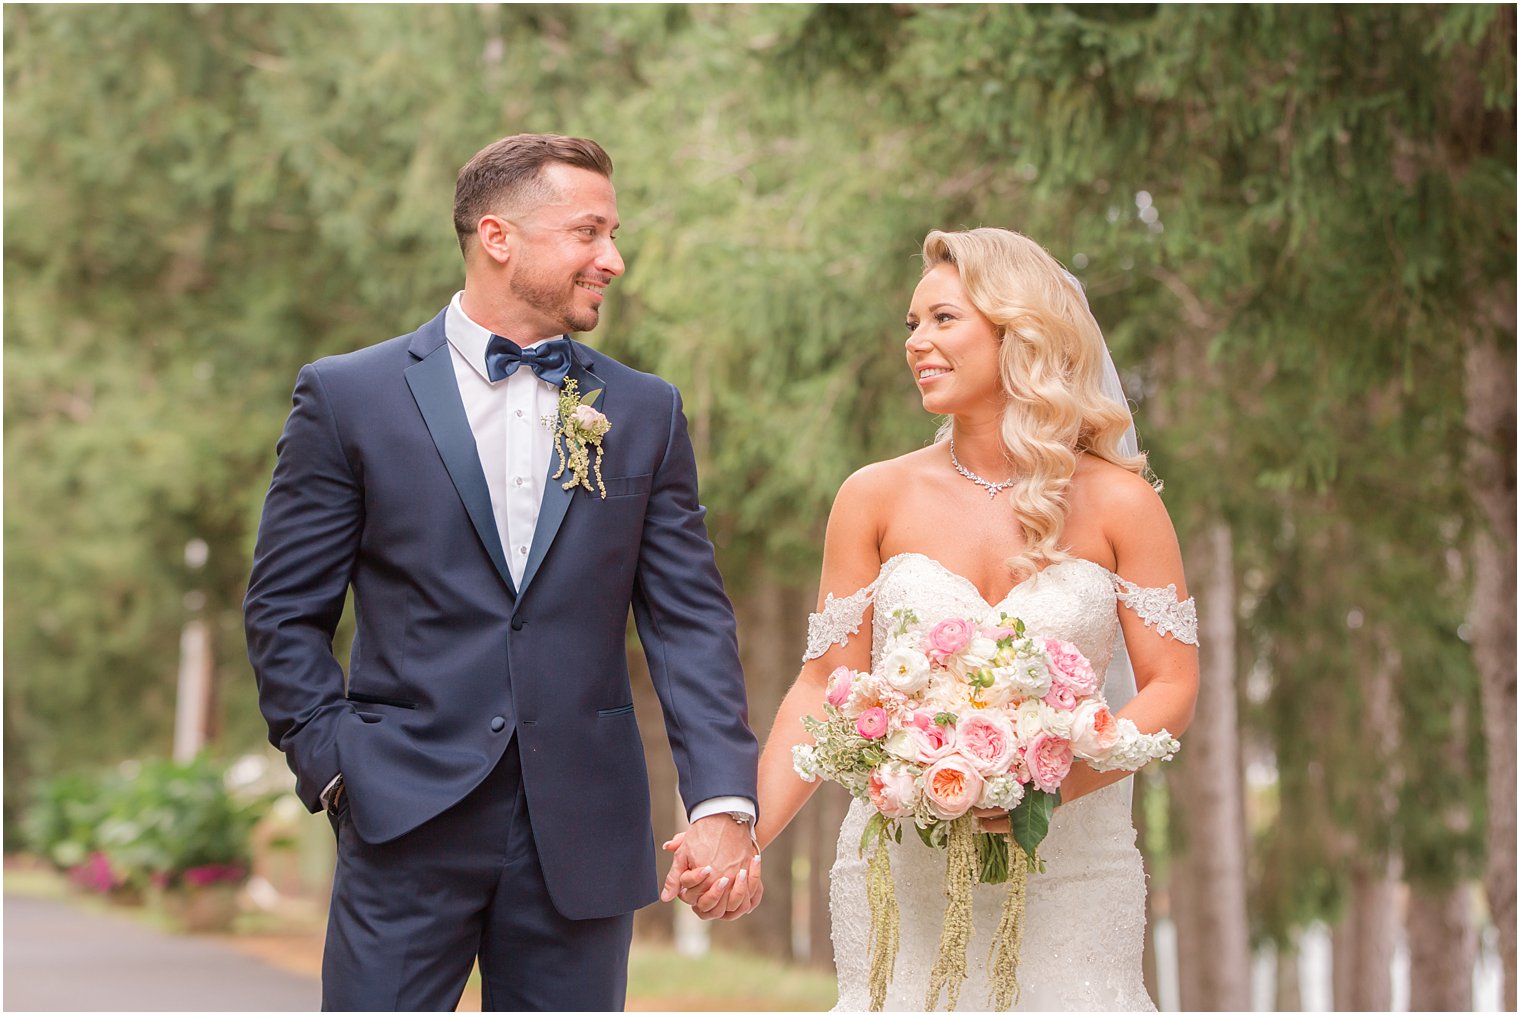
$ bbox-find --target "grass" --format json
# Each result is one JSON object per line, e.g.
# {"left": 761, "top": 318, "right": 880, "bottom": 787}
{"left": 627, "top": 942, "right": 838, "bottom": 1011}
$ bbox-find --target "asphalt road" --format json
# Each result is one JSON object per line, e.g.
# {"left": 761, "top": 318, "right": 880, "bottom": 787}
{"left": 3, "top": 894, "right": 321, "bottom": 1012}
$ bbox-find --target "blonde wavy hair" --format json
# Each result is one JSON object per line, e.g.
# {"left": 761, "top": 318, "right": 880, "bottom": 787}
{"left": 922, "top": 228, "right": 1147, "bottom": 579}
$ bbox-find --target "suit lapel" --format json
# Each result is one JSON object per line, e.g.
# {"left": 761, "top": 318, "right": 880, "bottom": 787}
{"left": 519, "top": 346, "right": 607, "bottom": 597}
{"left": 404, "top": 328, "right": 516, "bottom": 596}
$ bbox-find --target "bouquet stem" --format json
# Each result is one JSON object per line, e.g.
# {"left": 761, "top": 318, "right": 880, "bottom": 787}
{"left": 925, "top": 816, "right": 977, "bottom": 1011}
{"left": 865, "top": 828, "right": 900, "bottom": 1012}
{"left": 987, "top": 838, "right": 1033, "bottom": 1010}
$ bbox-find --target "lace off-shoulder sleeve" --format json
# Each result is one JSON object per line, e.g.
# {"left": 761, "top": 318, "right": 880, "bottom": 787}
{"left": 803, "top": 583, "right": 877, "bottom": 662}
{"left": 1112, "top": 574, "right": 1199, "bottom": 645}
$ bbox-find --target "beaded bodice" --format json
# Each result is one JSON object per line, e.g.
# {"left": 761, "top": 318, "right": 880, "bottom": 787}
{"left": 820, "top": 552, "right": 1193, "bottom": 1012}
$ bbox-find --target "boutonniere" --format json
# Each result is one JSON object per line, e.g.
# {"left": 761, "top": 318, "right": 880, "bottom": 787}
{"left": 544, "top": 377, "right": 612, "bottom": 498}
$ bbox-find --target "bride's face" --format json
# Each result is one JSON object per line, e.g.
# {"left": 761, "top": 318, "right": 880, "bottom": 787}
{"left": 904, "top": 262, "right": 1003, "bottom": 418}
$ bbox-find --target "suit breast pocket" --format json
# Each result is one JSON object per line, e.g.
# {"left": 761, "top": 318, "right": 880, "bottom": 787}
{"left": 600, "top": 473, "right": 653, "bottom": 499}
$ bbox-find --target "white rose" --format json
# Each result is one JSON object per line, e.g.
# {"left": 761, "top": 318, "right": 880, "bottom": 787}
{"left": 957, "top": 636, "right": 999, "bottom": 672}
{"left": 921, "top": 673, "right": 968, "bottom": 712}
{"left": 881, "top": 645, "right": 932, "bottom": 694}
{"left": 883, "top": 728, "right": 919, "bottom": 762}
{"left": 1039, "top": 700, "right": 1076, "bottom": 739}
{"left": 1012, "top": 699, "right": 1045, "bottom": 741}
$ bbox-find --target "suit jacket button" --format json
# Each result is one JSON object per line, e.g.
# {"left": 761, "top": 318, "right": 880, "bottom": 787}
{"left": 511, "top": 617, "right": 525, "bottom": 631}
{"left": 490, "top": 716, "right": 506, "bottom": 733}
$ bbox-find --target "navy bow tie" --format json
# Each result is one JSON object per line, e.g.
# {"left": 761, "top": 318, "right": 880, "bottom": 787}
{"left": 484, "top": 335, "right": 573, "bottom": 386}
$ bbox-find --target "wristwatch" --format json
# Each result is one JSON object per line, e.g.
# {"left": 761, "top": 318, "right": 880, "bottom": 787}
{"left": 727, "top": 810, "right": 759, "bottom": 849}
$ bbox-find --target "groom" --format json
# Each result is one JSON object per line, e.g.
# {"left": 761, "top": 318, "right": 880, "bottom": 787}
{"left": 245, "top": 134, "right": 761, "bottom": 1011}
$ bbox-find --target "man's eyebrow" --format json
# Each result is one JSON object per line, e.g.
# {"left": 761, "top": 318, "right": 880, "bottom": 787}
{"left": 566, "top": 213, "right": 617, "bottom": 228}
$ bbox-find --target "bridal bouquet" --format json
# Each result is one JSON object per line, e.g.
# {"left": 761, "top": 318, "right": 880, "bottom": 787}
{"left": 792, "top": 608, "right": 1179, "bottom": 1011}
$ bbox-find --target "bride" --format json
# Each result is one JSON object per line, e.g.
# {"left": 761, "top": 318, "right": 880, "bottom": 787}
{"left": 670, "top": 227, "right": 1200, "bottom": 1010}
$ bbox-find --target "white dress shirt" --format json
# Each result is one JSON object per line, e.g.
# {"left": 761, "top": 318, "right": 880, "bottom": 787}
{"left": 444, "top": 292, "right": 558, "bottom": 587}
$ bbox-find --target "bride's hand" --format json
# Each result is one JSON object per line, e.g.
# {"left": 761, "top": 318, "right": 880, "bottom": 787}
{"left": 972, "top": 807, "right": 1010, "bottom": 833}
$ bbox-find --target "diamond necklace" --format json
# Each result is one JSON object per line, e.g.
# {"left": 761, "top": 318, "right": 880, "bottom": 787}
{"left": 949, "top": 437, "right": 1015, "bottom": 499}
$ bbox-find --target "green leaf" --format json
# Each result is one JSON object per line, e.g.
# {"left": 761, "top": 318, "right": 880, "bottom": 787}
{"left": 859, "top": 810, "right": 886, "bottom": 857}
{"left": 1010, "top": 790, "right": 1057, "bottom": 858}
{"left": 915, "top": 822, "right": 937, "bottom": 850}
{"left": 579, "top": 388, "right": 603, "bottom": 405}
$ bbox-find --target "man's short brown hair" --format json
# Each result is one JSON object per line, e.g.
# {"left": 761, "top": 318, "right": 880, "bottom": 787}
{"left": 453, "top": 134, "right": 614, "bottom": 255}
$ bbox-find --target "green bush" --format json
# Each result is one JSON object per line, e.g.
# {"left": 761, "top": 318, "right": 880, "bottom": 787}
{"left": 25, "top": 756, "right": 274, "bottom": 891}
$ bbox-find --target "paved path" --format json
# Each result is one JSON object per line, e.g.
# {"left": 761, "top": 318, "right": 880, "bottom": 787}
{"left": 4, "top": 894, "right": 320, "bottom": 1011}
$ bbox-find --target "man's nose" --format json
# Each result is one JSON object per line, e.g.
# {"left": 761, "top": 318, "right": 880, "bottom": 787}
{"left": 598, "top": 238, "right": 625, "bottom": 278}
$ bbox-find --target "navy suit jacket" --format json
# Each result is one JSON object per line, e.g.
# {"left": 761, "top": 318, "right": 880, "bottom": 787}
{"left": 244, "top": 308, "right": 758, "bottom": 920}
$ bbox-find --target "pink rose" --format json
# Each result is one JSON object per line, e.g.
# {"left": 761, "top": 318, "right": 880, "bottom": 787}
{"left": 956, "top": 712, "right": 1018, "bottom": 775}
{"left": 856, "top": 707, "right": 889, "bottom": 740}
{"left": 1026, "top": 732, "right": 1074, "bottom": 793}
{"left": 572, "top": 404, "right": 608, "bottom": 430}
{"left": 925, "top": 618, "right": 976, "bottom": 665}
{"left": 1069, "top": 701, "right": 1120, "bottom": 758}
{"left": 826, "top": 666, "right": 854, "bottom": 708}
{"left": 1045, "top": 638, "right": 1098, "bottom": 696}
{"left": 923, "top": 755, "right": 985, "bottom": 820}
{"left": 868, "top": 767, "right": 920, "bottom": 818}
{"left": 1010, "top": 748, "right": 1030, "bottom": 784}
{"left": 907, "top": 711, "right": 956, "bottom": 763}
{"left": 1043, "top": 682, "right": 1079, "bottom": 711}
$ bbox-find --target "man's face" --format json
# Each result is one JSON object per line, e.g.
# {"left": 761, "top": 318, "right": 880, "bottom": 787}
{"left": 503, "top": 163, "right": 624, "bottom": 338}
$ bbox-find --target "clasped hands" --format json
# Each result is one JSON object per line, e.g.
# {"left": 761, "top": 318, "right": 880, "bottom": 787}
{"left": 659, "top": 815, "right": 763, "bottom": 921}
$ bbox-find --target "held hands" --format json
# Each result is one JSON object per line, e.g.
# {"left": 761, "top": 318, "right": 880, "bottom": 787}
{"left": 659, "top": 817, "right": 763, "bottom": 921}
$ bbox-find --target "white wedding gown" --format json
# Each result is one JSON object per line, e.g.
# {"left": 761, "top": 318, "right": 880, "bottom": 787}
{"left": 810, "top": 552, "right": 1196, "bottom": 1012}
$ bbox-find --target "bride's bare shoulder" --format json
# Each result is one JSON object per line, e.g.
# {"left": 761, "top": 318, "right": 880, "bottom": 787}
{"left": 828, "top": 449, "right": 939, "bottom": 547}
{"left": 1073, "top": 454, "right": 1158, "bottom": 504}
{"left": 838, "top": 447, "right": 937, "bottom": 496}
{"left": 1072, "top": 454, "right": 1176, "bottom": 546}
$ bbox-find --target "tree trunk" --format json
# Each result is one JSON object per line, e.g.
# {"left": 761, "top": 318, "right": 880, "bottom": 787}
{"left": 1132, "top": 768, "right": 1162, "bottom": 1007}
{"left": 1407, "top": 883, "right": 1476, "bottom": 1011}
{"left": 1464, "top": 305, "right": 1517, "bottom": 1010}
{"left": 712, "top": 577, "right": 804, "bottom": 957}
{"left": 1169, "top": 521, "right": 1251, "bottom": 1010}
{"left": 1331, "top": 859, "right": 1398, "bottom": 1011}
{"left": 1274, "top": 936, "right": 1302, "bottom": 1012}
{"left": 630, "top": 631, "right": 676, "bottom": 943}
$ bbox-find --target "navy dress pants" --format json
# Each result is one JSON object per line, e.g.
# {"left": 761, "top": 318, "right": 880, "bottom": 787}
{"left": 320, "top": 737, "right": 635, "bottom": 1011}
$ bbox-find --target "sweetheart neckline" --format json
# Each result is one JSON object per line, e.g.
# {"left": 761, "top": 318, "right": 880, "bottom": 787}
{"left": 878, "top": 551, "right": 1113, "bottom": 613}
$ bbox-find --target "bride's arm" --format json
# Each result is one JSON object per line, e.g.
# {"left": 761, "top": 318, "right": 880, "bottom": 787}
{"left": 1058, "top": 470, "right": 1200, "bottom": 805}
{"left": 755, "top": 467, "right": 886, "bottom": 850}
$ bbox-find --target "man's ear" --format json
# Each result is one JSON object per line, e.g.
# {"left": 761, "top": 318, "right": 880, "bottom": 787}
{"left": 476, "top": 214, "right": 512, "bottom": 266}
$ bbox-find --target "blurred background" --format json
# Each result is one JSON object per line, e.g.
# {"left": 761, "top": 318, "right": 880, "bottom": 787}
{"left": 4, "top": 4, "right": 1514, "bottom": 1011}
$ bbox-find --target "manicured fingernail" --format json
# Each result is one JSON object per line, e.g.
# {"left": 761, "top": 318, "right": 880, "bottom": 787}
{"left": 753, "top": 855, "right": 762, "bottom": 863}
{"left": 703, "top": 866, "right": 713, "bottom": 875}
{"left": 737, "top": 869, "right": 747, "bottom": 882}
{"left": 716, "top": 877, "right": 729, "bottom": 889}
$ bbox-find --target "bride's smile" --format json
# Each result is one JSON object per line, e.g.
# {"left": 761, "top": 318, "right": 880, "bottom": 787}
{"left": 904, "top": 262, "right": 1004, "bottom": 419}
